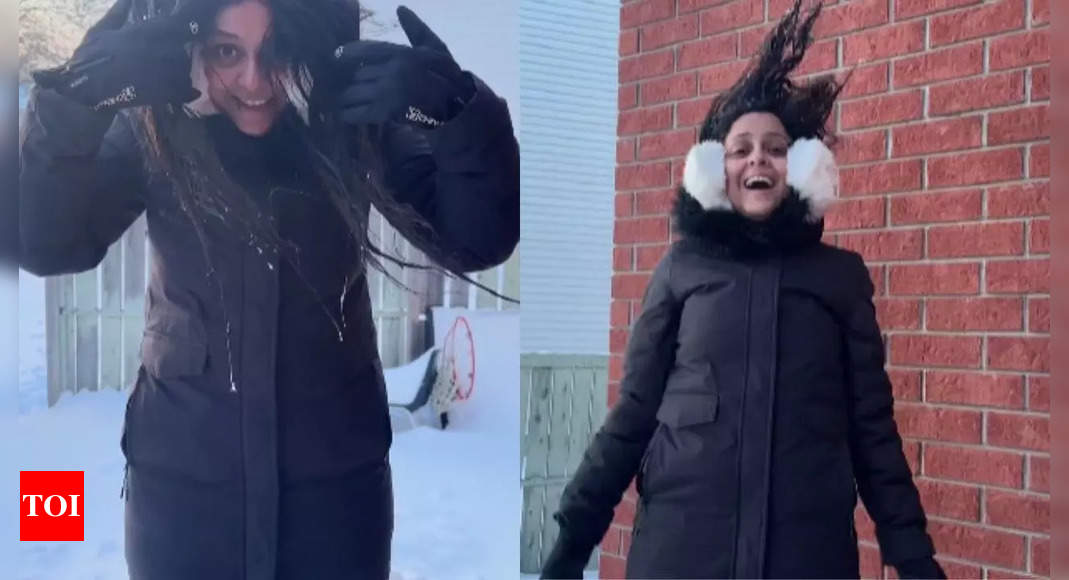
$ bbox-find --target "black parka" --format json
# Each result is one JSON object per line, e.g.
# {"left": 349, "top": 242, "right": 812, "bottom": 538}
{"left": 19, "top": 74, "right": 519, "bottom": 579}
{"left": 549, "top": 191, "right": 936, "bottom": 579}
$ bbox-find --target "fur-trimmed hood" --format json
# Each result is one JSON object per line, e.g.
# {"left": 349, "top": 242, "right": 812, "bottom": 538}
{"left": 672, "top": 187, "right": 825, "bottom": 259}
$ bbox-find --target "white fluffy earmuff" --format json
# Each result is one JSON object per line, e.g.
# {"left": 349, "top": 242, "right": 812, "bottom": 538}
{"left": 680, "top": 137, "right": 839, "bottom": 221}
{"left": 786, "top": 137, "right": 839, "bottom": 222}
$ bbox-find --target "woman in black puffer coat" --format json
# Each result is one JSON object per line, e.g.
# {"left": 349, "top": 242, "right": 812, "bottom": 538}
{"left": 541, "top": 3, "right": 942, "bottom": 579}
{"left": 19, "top": 0, "right": 518, "bottom": 578}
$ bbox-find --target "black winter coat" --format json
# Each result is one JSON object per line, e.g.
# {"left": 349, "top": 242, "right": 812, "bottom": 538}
{"left": 547, "top": 191, "right": 936, "bottom": 579}
{"left": 19, "top": 75, "right": 519, "bottom": 579}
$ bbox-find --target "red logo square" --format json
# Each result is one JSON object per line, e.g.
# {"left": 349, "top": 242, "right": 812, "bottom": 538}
{"left": 20, "top": 471, "right": 84, "bottom": 541}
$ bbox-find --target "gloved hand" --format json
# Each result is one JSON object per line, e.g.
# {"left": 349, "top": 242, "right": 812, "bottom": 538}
{"left": 32, "top": 0, "right": 208, "bottom": 112}
{"left": 896, "top": 556, "right": 947, "bottom": 579}
{"left": 333, "top": 5, "right": 477, "bottom": 130}
{"left": 539, "top": 532, "right": 590, "bottom": 580}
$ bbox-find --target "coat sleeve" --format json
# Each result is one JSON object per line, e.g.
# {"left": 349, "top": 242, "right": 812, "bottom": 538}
{"left": 19, "top": 88, "right": 147, "bottom": 276}
{"left": 841, "top": 252, "right": 936, "bottom": 566}
{"left": 376, "top": 73, "right": 519, "bottom": 273}
{"left": 544, "top": 249, "right": 682, "bottom": 574}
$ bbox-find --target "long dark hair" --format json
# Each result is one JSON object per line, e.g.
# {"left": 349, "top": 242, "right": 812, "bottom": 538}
{"left": 127, "top": 0, "right": 511, "bottom": 337}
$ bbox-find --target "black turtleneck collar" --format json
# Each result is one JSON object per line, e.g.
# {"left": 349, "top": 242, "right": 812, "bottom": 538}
{"left": 672, "top": 188, "right": 824, "bottom": 260}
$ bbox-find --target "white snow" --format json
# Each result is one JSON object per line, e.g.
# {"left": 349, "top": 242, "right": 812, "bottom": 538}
{"left": 15, "top": 274, "right": 521, "bottom": 579}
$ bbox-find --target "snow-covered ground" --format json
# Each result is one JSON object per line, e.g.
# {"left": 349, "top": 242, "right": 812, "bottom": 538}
{"left": 15, "top": 275, "right": 521, "bottom": 579}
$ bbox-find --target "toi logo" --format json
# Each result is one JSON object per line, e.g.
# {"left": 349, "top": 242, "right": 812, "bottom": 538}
{"left": 20, "top": 471, "right": 84, "bottom": 541}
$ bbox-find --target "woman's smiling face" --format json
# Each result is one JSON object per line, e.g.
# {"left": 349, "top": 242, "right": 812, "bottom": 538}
{"left": 723, "top": 112, "right": 791, "bottom": 221}
{"left": 200, "top": 0, "right": 289, "bottom": 136}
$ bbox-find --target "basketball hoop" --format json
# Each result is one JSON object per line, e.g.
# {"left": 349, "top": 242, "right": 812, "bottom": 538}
{"left": 430, "top": 315, "right": 476, "bottom": 419}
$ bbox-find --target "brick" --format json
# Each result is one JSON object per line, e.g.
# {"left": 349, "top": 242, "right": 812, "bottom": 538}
{"left": 894, "top": 403, "right": 982, "bottom": 443}
{"left": 601, "top": 525, "right": 622, "bottom": 555}
{"left": 987, "top": 411, "right": 1049, "bottom": 450}
{"left": 699, "top": 0, "right": 763, "bottom": 37}
{"left": 927, "top": 149, "right": 1024, "bottom": 187}
{"left": 936, "top": 559, "right": 983, "bottom": 580}
{"left": 636, "top": 245, "right": 668, "bottom": 271}
{"left": 892, "top": 43, "right": 984, "bottom": 88}
{"left": 986, "top": 259, "right": 1049, "bottom": 293}
{"left": 638, "top": 128, "right": 696, "bottom": 161}
{"left": 608, "top": 382, "right": 620, "bottom": 406}
{"left": 988, "top": 337, "right": 1050, "bottom": 373}
{"left": 612, "top": 495, "right": 636, "bottom": 526}
{"left": 926, "top": 297, "right": 1023, "bottom": 331}
{"left": 929, "top": 521, "right": 1027, "bottom": 570}
{"left": 868, "top": 265, "right": 886, "bottom": 296}
{"left": 615, "top": 193, "right": 634, "bottom": 219}
{"left": 841, "top": 91, "right": 924, "bottom": 130}
{"left": 676, "top": 98, "right": 711, "bottom": 127}
{"left": 983, "top": 569, "right": 1037, "bottom": 580}
{"left": 1028, "top": 376, "right": 1049, "bottom": 412}
{"left": 739, "top": 23, "right": 776, "bottom": 58}
{"left": 838, "top": 230, "right": 923, "bottom": 261}
{"left": 621, "top": 29, "right": 638, "bottom": 57}
{"left": 916, "top": 478, "right": 980, "bottom": 520}
{"left": 610, "top": 300, "right": 631, "bottom": 328}
{"left": 859, "top": 544, "right": 882, "bottom": 579}
{"left": 927, "top": 222, "right": 1024, "bottom": 258}
{"left": 855, "top": 505, "right": 877, "bottom": 543}
{"left": 678, "top": 35, "right": 737, "bottom": 70}
{"left": 986, "top": 490, "right": 1049, "bottom": 532}
{"left": 1028, "top": 455, "right": 1049, "bottom": 493}
{"left": 1031, "top": 537, "right": 1050, "bottom": 576}
{"left": 600, "top": 553, "right": 627, "bottom": 579}
{"left": 888, "top": 369, "right": 921, "bottom": 401}
{"left": 929, "top": 72, "right": 1025, "bottom": 116}
{"left": 640, "top": 15, "right": 699, "bottom": 51}
{"left": 621, "top": 527, "right": 633, "bottom": 557}
{"left": 835, "top": 130, "right": 887, "bottom": 165}
{"left": 925, "top": 371, "right": 1025, "bottom": 408}
{"left": 889, "top": 263, "right": 980, "bottom": 296}
{"left": 841, "top": 160, "right": 923, "bottom": 195}
{"left": 680, "top": 0, "right": 738, "bottom": 12}
{"left": 1029, "top": 220, "right": 1049, "bottom": 255}
{"left": 641, "top": 73, "right": 698, "bottom": 105}
{"left": 824, "top": 197, "right": 886, "bottom": 231}
{"left": 613, "top": 273, "right": 652, "bottom": 300}
{"left": 987, "top": 183, "right": 1049, "bottom": 218}
{"left": 620, "top": 50, "right": 675, "bottom": 83}
{"left": 614, "top": 246, "right": 633, "bottom": 271}
{"left": 620, "top": 85, "right": 638, "bottom": 110}
{"left": 609, "top": 329, "right": 629, "bottom": 353}
{"left": 889, "top": 334, "right": 981, "bottom": 367}
{"left": 930, "top": 0, "right": 1026, "bottom": 48}
{"left": 621, "top": 0, "right": 675, "bottom": 29}
{"left": 619, "top": 105, "right": 672, "bottom": 136}
{"left": 793, "top": 39, "right": 839, "bottom": 78}
{"left": 1029, "top": 144, "right": 1049, "bottom": 177}
{"left": 894, "top": 0, "right": 982, "bottom": 19}
{"left": 890, "top": 189, "right": 983, "bottom": 224}
{"left": 874, "top": 298, "right": 921, "bottom": 330}
{"left": 892, "top": 116, "right": 983, "bottom": 157}
{"left": 812, "top": 0, "right": 889, "bottom": 39}
{"left": 635, "top": 188, "right": 675, "bottom": 215}
{"left": 843, "top": 21, "right": 926, "bottom": 65}
{"left": 1031, "top": 66, "right": 1050, "bottom": 100}
{"left": 990, "top": 30, "right": 1050, "bottom": 71}
{"left": 924, "top": 444, "right": 1024, "bottom": 488}
{"left": 618, "top": 140, "right": 636, "bottom": 165}
{"left": 1033, "top": 0, "right": 1050, "bottom": 24}
{"left": 698, "top": 60, "right": 751, "bottom": 95}
{"left": 617, "top": 162, "right": 672, "bottom": 190}
{"left": 903, "top": 440, "right": 921, "bottom": 474}
{"left": 615, "top": 217, "right": 669, "bottom": 244}
{"left": 769, "top": 0, "right": 838, "bottom": 15}
{"left": 989, "top": 106, "right": 1049, "bottom": 145}
{"left": 841, "top": 63, "right": 890, "bottom": 99}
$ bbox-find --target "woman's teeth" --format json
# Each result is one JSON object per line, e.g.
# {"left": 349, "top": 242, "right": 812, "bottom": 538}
{"left": 239, "top": 98, "right": 270, "bottom": 107}
{"left": 744, "top": 176, "right": 773, "bottom": 189}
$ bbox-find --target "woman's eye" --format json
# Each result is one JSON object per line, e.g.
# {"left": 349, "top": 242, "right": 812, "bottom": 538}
{"left": 206, "top": 44, "right": 243, "bottom": 67}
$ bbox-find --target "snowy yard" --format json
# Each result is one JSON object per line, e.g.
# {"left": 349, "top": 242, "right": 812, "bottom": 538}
{"left": 15, "top": 273, "right": 521, "bottom": 579}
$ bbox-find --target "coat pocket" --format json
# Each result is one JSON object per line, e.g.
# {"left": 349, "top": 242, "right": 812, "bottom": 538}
{"left": 655, "top": 391, "right": 719, "bottom": 428}
{"left": 140, "top": 330, "right": 208, "bottom": 380}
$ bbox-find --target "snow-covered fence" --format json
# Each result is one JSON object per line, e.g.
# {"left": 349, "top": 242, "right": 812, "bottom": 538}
{"left": 44, "top": 212, "right": 516, "bottom": 406}
{"left": 520, "top": 353, "right": 608, "bottom": 574}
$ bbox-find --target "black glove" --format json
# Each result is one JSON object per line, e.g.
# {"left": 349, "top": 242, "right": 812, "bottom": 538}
{"left": 333, "top": 5, "right": 477, "bottom": 130}
{"left": 896, "top": 557, "right": 947, "bottom": 579}
{"left": 539, "top": 531, "right": 590, "bottom": 580}
{"left": 32, "top": 0, "right": 207, "bottom": 112}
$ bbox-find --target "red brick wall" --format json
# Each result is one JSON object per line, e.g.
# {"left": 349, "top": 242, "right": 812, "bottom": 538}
{"left": 609, "top": 1, "right": 1051, "bottom": 578}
